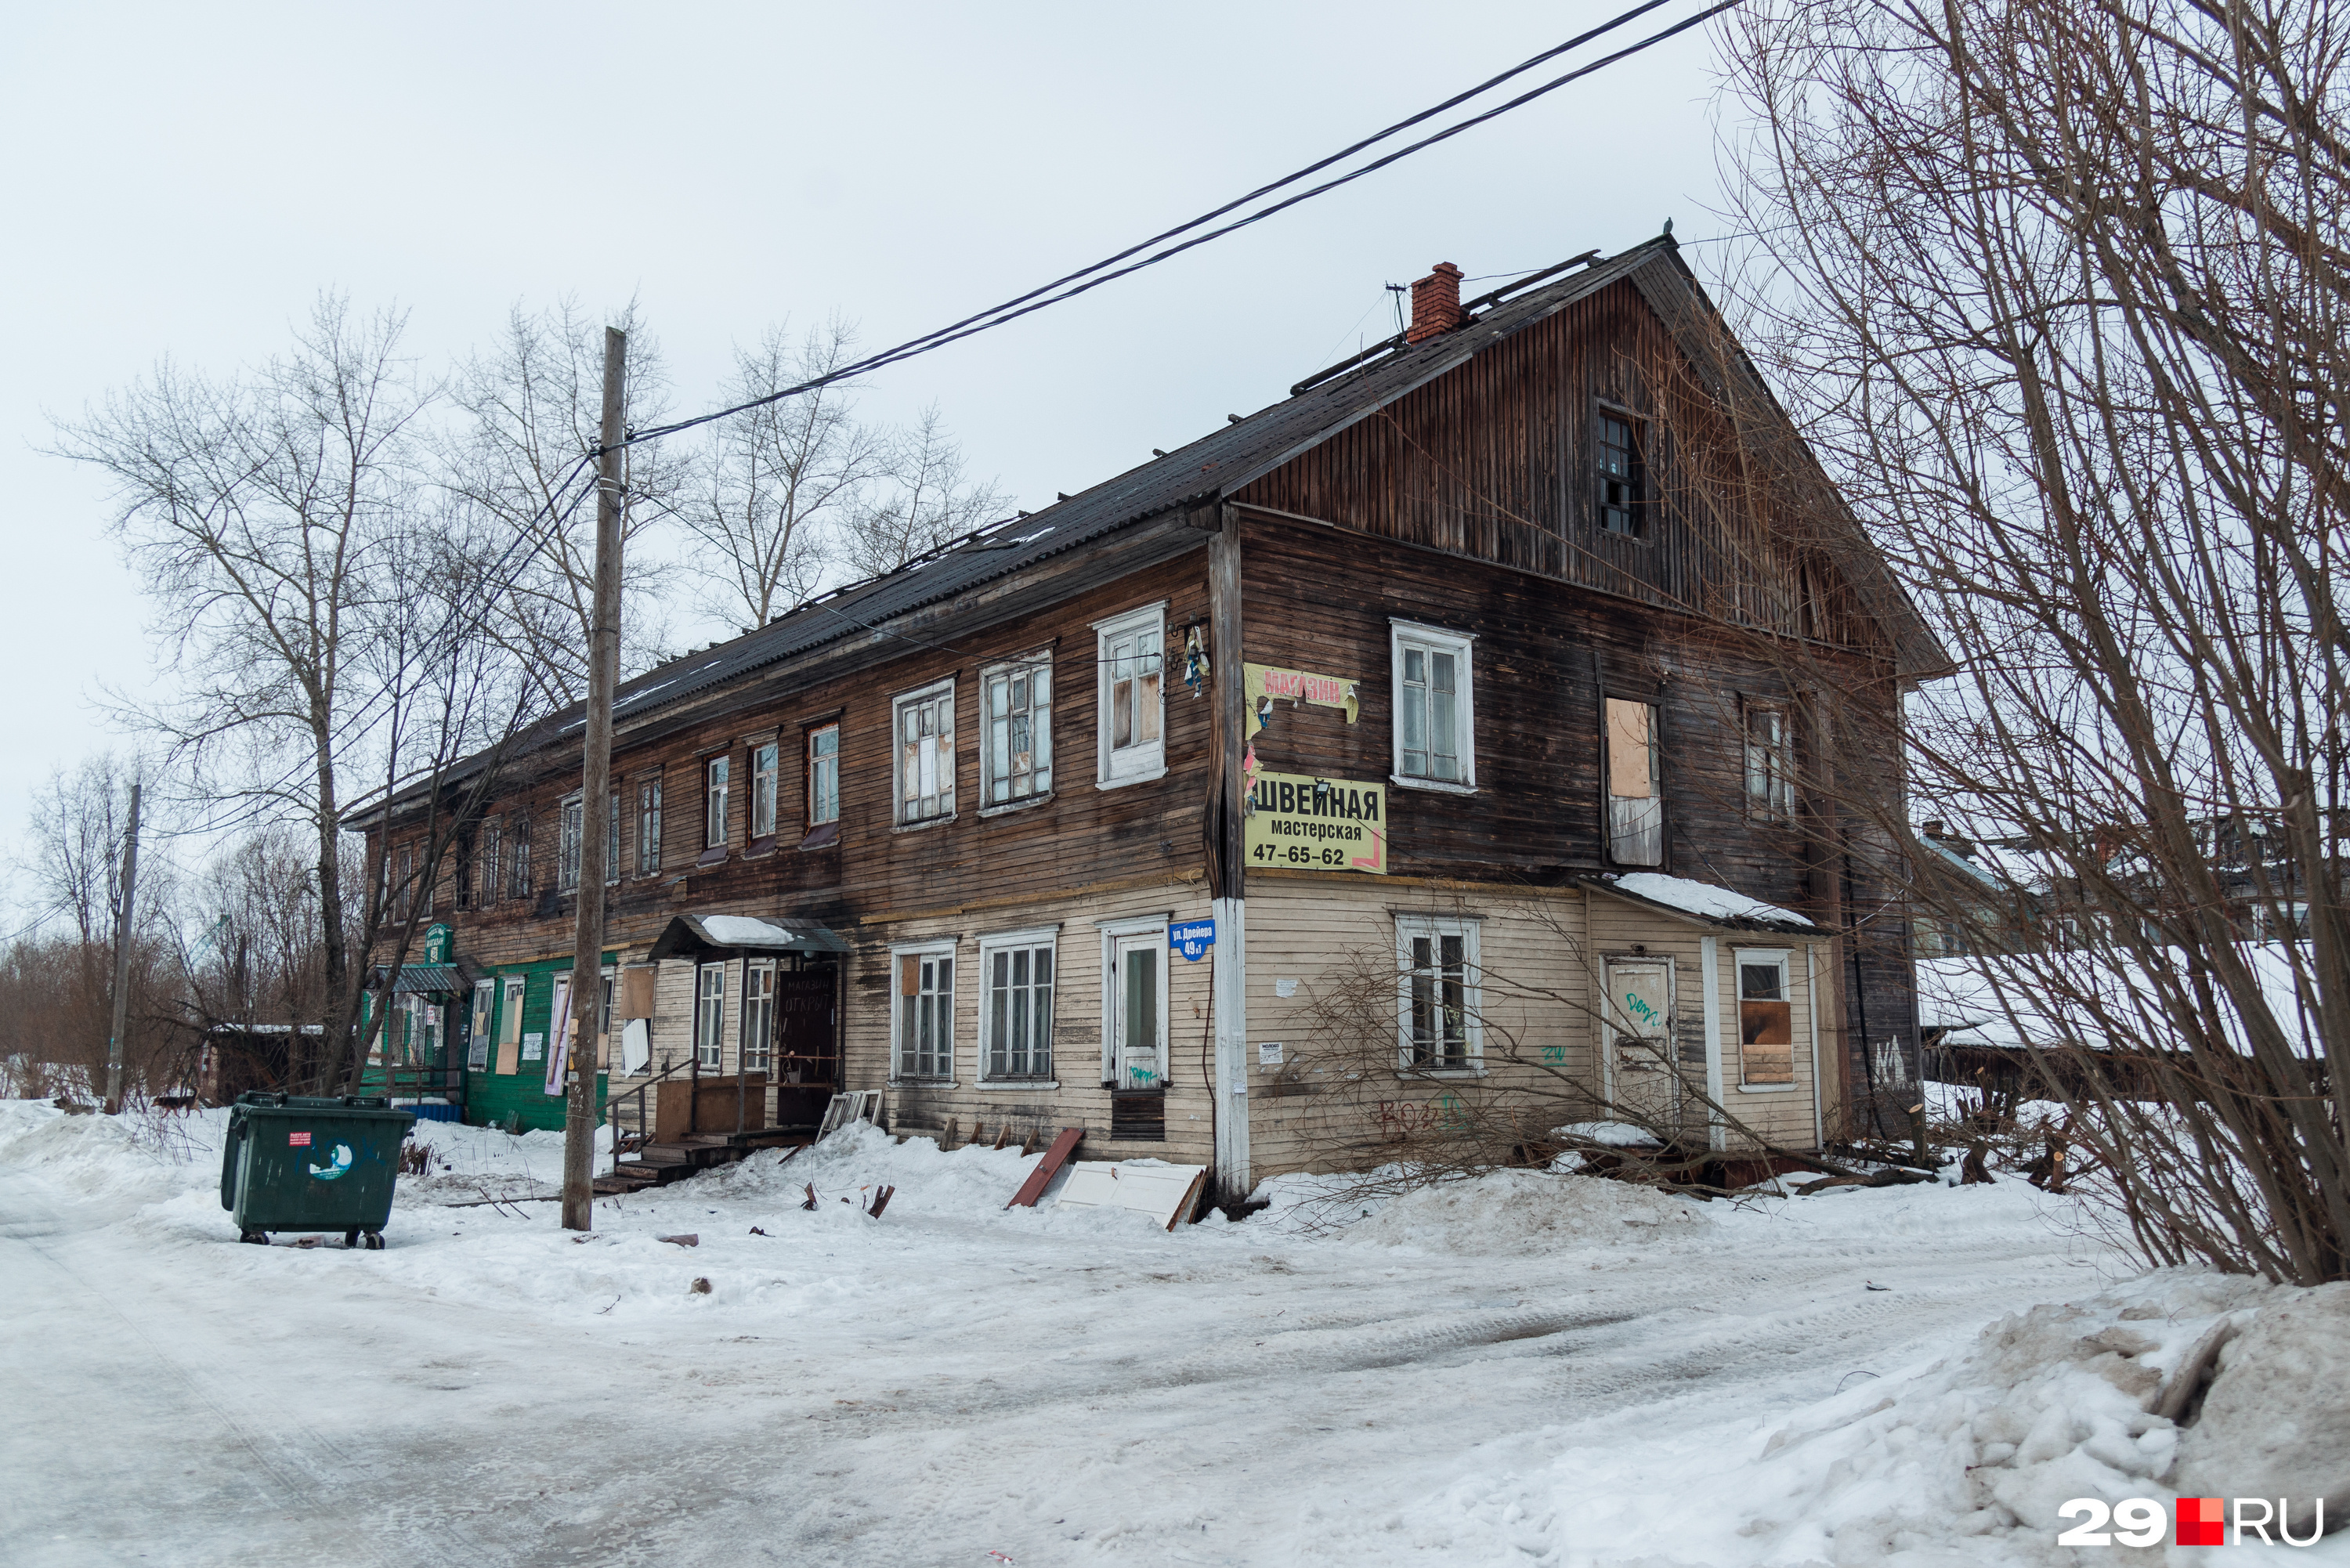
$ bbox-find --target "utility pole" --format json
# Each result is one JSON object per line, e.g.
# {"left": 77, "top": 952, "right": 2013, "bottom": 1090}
{"left": 103, "top": 781, "right": 143, "bottom": 1115}
{"left": 564, "top": 327, "right": 626, "bottom": 1231}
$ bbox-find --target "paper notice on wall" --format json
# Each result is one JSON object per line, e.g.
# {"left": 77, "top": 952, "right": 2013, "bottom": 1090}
{"left": 1258, "top": 1041, "right": 1284, "bottom": 1067}
{"left": 521, "top": 1031, "right": 544, "bottom": 1062}
{"left": 544, "top": 977, "right": 573, "bottom": 1097}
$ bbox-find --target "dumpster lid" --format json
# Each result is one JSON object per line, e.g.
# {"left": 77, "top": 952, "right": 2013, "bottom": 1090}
{"left": 649, "top": 914, "right": 853, "bottom": 961}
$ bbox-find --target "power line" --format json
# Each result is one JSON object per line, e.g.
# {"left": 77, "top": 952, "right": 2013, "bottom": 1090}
{"left": 612, "top": 0, "right": 1735, "bottom": 455}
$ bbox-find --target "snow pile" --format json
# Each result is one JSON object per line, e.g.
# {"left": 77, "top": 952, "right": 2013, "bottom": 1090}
{"left": 0, "top": 1099, "right": 221, "bottom": 1205}
{"left": 1347, "top": 1169, "right": 1708, "bottom": 1254}
{"left": 2175, "top": 1281, "right": 2350, "bottom": 1535}
{"left": 1611, "top": 871, "right": 1813, "bottom": 927}
{"left": 1393, "top": 1267, "right": 2350, "bottom": 1565}
{"left": 1553, "top": 1119, "right": 1665, "bottom": 1148}
{"left": 697, "top": 913, "right": 812, "bottom": 945}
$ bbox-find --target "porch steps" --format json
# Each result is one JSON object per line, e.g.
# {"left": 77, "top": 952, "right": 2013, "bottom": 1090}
{"left": 592, "top": 1129, "right": 815, "bottom": 1195}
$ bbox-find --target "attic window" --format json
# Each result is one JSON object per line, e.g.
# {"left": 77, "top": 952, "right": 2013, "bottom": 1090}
{"left": 1597, "top": 409, "right": 1646, "bottom": 535}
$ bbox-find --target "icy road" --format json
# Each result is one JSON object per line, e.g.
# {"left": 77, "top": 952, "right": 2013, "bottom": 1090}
{"left": 1, "top": 1104, "right": 2118, "bottom": 1567}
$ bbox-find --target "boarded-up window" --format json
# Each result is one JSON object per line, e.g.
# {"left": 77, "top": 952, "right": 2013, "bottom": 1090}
{"left": 1605, "top": 698, "right": 1663, "bottom": 865}
{"left": 616, "top": 964, "right": 656, "bottom": 1021}
{"left": 1739, "top": 956, "right": 1795, "bottom": 1086}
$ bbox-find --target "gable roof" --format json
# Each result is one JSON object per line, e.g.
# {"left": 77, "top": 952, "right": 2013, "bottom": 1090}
{"left": 363, "top": 237, "right": 1940, "bottom": 819}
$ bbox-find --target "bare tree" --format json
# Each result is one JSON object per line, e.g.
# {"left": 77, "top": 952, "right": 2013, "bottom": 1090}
{"left": 443, "top": 296, "right": 683, "bottom": 705}
{"left": 674, "top": 318, "right": 883, "bottom": 632}
{"left": 1716, "top": 0, "right": 2350, "bottom": 1281}
{"left": 52, "top": 296, "right": 426, "bottom": 1099}
{"left": 842, "top": 405, "right": 1007, "bottom": 578}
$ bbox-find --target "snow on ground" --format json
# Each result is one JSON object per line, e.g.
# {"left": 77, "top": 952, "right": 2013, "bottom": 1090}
{"left": 0, "top": 1098, "right": 2334, "bottom": 1566}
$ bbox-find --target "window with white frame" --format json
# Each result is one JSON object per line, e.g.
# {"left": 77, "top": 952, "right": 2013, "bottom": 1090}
{"left": 1094, "top": 604, "right": 1165, "bottom": 786}
{"left": 1390, "top": 620, "right": 1476, "bottom": 789}
{"left": 1737, "top": 951, "right": 1795, "bottom": 1086}
{"left": 741, "top": 959, "right": 776, "bottom": 1073}
{"left": 1604, "top": 696, "right": 1664, "bottom": 865}
{"left": 1744, "top": 702, "right": 1795, "bottom": 822}
{"left": 559, "top": 793, "right": 584, "bottom": 891}
{"left": 636, "top": 777, "right": 661, "bottom": 874}
{"left": 895, "top": 681, "right": 956, "bottom": 824}
{"left": 983, "top": 654, "right": 1053, "bottom": 806}
{"left": 751, "top": 741, "right": 779, "bottom": 839}
{"left": 806, "top": 724, "right": 840, "bottom": 826}
{"left": 893, "top": 945, "right": 956, "bottom": 1081}
{"left": 605, "top": 789, "right": 620, "bottom": 884}
{"left": 694, "top": 962, "right": 727, "bottom": 1069}
{"left": 704, "top": 756, "right": 730, "bottom": 847}
{"left": 1395, "top": 914, "right": 1480, "bottom": 1071}
{"left": 979, "top": 929, "right": 1055, "bottom": 1081}
{"left": 1100, "top": 919, "right": 1168, "bottom": 1090}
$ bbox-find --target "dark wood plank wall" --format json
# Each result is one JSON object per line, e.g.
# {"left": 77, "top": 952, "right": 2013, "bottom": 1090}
{"left": 1235, "top": 277, "right": 1886, "bottom": 657}
{"left": 407, "top": 549, "right": 1215, "bottom": 971}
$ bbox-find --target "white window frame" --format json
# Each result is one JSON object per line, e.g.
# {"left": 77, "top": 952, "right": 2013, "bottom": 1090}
{"left": 977, "top": 924, "right": 1060, "bottom": 1086}
{"left": 750, "top": 740, "right": 779, "bottom": 840}
{"left": 1094, "top": 602, "right": 1168, "bottom": 788}
{"left": 890, "top": 939, "right": 959, "bottom": 1085}
{"left": 741, "top": 958, "right": 776, "bottom": 1074}
{"left": 1732, "top": 947, "right": 1797, "bottom": 1092}
{"left": 892, "top": 678, "right": 958, "bottom": 827}
{"left": 693, "top": 960, "right": 728, "bottom": 1070}
{"left": 704, "top": 755, "right": 731, "bottom": 848}
{"left": 1394, "top": 913, "right": 1483, "bottom": 1075}
{"left": 806, "top": 724, "right": 841, "bottom": 827}
{"left": 558, "top": 792, "right": 584, "bottom": 891}
{"left": 1388, "top": 619, "right": 1477, "bottom": 794}
{"left": 606, "top": 789, "right": 620, "bottom": 885}
{"left": 981, "top": 652, "right": 1054, "bottom": 811}
{"left": 1096, "top": 915, "right": 1171, "bottom": 1089}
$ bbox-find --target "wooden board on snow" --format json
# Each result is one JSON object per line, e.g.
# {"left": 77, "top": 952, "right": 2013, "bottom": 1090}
{"left": 1053, "top": 1159, "right": 1206, "bottom": 1230}
{"left": 1006, "top": 1127, "right": 1083, "bottom": 1209}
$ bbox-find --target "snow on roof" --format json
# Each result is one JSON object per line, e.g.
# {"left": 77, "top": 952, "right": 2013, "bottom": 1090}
{"left": 1919, "top": 945, "right": 2324, "bottom": 1057}
{"left": 1607, "top": 873, "right": 1817, "bottom": 930}
{"left": 697, "top": 916, "right": 804, "bottom": 946}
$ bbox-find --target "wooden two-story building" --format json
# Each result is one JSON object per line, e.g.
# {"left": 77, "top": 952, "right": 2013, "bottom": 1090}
{"left": 359, "top": 237, "right": 1945, "bottom": 1198}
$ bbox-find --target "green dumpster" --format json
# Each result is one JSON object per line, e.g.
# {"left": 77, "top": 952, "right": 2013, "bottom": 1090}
{"left": 219, "top": 1093, "right": 416, "bottom": 1248}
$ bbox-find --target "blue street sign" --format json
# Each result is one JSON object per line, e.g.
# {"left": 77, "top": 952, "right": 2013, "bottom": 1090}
{"left": 1170, "top": 919, "right": 1216, "bottom": 962}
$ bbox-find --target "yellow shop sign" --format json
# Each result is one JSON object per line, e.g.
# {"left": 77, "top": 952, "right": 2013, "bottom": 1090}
{"left": 1246, "top": 769, "right": 1387, "bottom": 874}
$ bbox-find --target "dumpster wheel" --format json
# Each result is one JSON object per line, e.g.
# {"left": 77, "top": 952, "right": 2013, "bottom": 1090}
{"left": 363, "top": 1231, "right": 385, "bottom": 1251}
{"left": 239, "top": 1230, "right": 268, "bottom": 1245}
{"left": 344, "top": 1229, "right": 360, "bottom": 1248}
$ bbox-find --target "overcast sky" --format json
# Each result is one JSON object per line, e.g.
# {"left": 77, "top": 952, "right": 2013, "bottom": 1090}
{"left": 0, "top": 2, "right": 1730, "bottom": 922}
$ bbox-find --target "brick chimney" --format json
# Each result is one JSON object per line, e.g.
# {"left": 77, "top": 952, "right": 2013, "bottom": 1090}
{"left": 1405, "top": 262, "right": 1466, "bottom": 343}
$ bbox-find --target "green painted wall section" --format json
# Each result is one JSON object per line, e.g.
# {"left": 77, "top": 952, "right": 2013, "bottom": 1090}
{"left": 466, "top": 955, "right": 613, "bottom": 1132}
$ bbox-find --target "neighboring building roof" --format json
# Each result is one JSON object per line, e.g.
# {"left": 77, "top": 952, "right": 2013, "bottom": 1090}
{"left": 360, "top": 236, "right": 1943, "bottom": 822}
{"left": 1585, "top": 873, "right": 1830, "bottom": 937}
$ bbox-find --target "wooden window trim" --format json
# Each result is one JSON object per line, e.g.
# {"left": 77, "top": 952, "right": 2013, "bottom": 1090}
{"left": 1594, "top": 400, "right": 1653, "bottom": 541}
{"left": 1387, "top": 617, "right": 1477, "bottom": 795}
{"left": 1093, "top": 602, "right": 1169, "bottom": 789}
{"left": 888, "top": 939, "right": 959, "bottom": 1086}
{"left": 976, "top": 923, "right": 1060, "bottom": 1086}
{"left": 1394, "top": 913, "right": 1483, "bottom": 1075}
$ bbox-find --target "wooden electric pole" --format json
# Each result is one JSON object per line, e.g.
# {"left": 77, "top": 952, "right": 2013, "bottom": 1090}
{"left": 103, "top": 781, "right": 142, "bottom": 1115}
{"left": 563, "top": 327, "right": 626, "bottom": 1230}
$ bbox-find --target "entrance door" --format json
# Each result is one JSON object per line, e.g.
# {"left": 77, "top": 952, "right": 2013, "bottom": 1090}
{"left": 1603, "top": 958, "right": 1678, "bottom": 1132}
{"left": 1111, "top": 934, "right": 1164, "bottom": 1091}
{"left": 772, "top": 965, "right": 839, "bottom": 1129}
